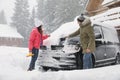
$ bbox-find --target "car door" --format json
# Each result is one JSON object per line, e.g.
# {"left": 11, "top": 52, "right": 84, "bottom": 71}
{"left": 102, "top": 26, "right": 119, "bottom": 60}
{"left": 93, "top": 25, "right": 106, "bottom": 61}
{"left": 105, "top": 42, "right": 116, "bottom": 59}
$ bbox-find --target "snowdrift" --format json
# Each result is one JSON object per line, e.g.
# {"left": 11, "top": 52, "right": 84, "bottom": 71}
{"left": 0, "top": 46, "right": 120, "bottom": 80}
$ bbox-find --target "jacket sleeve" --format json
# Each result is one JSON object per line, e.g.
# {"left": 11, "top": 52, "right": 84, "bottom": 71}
{"left": 69, "top": 28, "right": 80, "bottom": 37}
{"left": 42, "top": 34, "right": 49, "bottom": 40}
{"left": 28, "top": 30, "right": 36, "bottom": 51}
{"left": 87, "top": 26, "right": 95, "bottom": 51}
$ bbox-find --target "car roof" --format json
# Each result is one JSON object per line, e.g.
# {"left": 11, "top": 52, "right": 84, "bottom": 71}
{"left": 92, "top": 21, "right": 115, "bottom": 30}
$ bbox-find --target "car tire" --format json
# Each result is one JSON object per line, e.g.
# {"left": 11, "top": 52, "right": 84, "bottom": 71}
{"left": 42, "top": 66, "right": 50, "bottom": 71}
{"left": 42, "top": 66, "right": 59, "bottom": 71}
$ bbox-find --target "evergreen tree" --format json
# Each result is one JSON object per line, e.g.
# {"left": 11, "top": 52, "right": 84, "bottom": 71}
{"left": 28, "top": 7, "right": 36, "bottom": 39}
{"left": 37, "top": 0, "right": 58, "bottom": 33}
{"left": 11, "top": 0, "right": 30, "bottom": 47}
{"left": 36, "top": 0, "right": 88, "bottom": 33}
{"left": 0, "top": 10, "right": 7, "bottom": 24}
{"left": 37, "top": 0, "right": 45, "bottom": 19}
{"left": 29, "top": 7, "right": 36, "bottom": 28}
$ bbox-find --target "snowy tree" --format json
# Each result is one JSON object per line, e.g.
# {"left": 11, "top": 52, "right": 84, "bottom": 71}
{"left": 0, "top": 10, "right": 7, "bottom": 24}
{"left": 37, "top": 0, "right": 88, "bottom": 33}
{"left": 54, "top": 0, "right": 89, "bottom": 24}
{"left": 28, "top": 7, "right": 36, "bottom": 41}
{"left": 39, "top": 0, "right": 58, "bottom": 33}
{"left": 11, "top": 0, "right": 30, "bottom": 47}
{"left": 36, "top": 0, "right": 53, "bottom": 33}
{"left": 29, "top": 7, "right": 36, "bottom": 28}
{"left": 37, "top": 0, "right": 46, "bottom": 19}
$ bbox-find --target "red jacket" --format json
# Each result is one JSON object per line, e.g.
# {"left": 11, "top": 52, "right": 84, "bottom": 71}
{"left": 28, "top": 27, "right": 48, "bottom": 51}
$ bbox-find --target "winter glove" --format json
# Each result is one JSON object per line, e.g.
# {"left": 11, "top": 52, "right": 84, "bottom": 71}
{"left": 26, "top": 51, "right": 34, "bottom": 57}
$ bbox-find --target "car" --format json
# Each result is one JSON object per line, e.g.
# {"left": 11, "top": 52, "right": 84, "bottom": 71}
{"left": 37, "top": 22, "right": 120, "bottom": 71}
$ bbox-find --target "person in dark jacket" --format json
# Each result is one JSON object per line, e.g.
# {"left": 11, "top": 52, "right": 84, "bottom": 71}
{"left": 27, "top": 22, "right": 50, "bottom": 71}
{"left": 65, "top": 14, "right": 96, "bottom": 69}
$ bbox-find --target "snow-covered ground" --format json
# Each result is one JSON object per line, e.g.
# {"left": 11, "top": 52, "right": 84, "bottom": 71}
{"left": 0, "top": 46, "right": 120, "bottom": 80}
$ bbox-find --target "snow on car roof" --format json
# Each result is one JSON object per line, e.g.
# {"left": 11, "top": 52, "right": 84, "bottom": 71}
{"left": 102, "top": 0, "right": 114, "bottom": 5}
{"left": 91, "top": 7, "right": 120, "bottom": 27}
{"left": 103, "top": 19, "right": 120, "bottom": 27}
{"left": 93, "top": 21, "right": 115, "bottom": 29}
{"left": 91, "top": 7, "right": 120, "bottom": 20}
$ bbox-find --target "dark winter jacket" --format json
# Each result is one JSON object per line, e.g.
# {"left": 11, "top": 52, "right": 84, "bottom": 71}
{"left": 69, "top": 17, "right": 96, "bottom": 53}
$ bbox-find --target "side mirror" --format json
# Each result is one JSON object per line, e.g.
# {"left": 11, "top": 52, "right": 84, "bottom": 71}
{"left": 95, "top": 33, "right": 102, "bottom": 39}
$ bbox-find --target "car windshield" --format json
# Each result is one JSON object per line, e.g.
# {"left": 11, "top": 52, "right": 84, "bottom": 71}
{"left": 67, "top": 37, "right": 80, "bottom": 45}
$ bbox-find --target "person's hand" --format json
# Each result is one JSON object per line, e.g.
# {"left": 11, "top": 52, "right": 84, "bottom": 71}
{"left": 86, "top": 49, "right": 91, "bottom": 53}
{"left": 26, "top": 51, "right": 34, "bottom": 57}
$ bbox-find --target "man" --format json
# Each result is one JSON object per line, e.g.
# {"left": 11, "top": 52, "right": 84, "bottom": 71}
{"left": 65, "top": 14, "right": 95, "bottom": 69}
{"left": 27, "top": 22, "right": 50, "bottom": 71}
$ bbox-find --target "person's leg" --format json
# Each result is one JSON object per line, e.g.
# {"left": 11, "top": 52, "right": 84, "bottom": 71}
{"left": 83, "top": 53, "right": 93, "bottom": 69}
{"left": 75, "top": 52, "right": 80, "bottom": 69}
{"left": 75, "top": 51, "right": 83, "bottom": 69}
{"left": 88, "top": 53, "right": 93, "bottom": 68}
{"left": 28, "top": 48, "right": 39, "bottom": 71}
{"left": 31, "top": 48, "right": 39, "bottom": 69}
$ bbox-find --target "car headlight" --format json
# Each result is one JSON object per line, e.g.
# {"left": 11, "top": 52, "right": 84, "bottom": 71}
{"left": 75, "top": 44, "right": 80, "bottom": 50}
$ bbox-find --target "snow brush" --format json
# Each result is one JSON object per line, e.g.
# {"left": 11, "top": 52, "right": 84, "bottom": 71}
{"left": 26, "top": 52, "right": 34, "bottom": 57}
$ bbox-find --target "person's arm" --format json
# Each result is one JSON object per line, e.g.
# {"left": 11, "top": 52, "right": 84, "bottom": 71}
{"left": 28, "top": 30, "right": 36, "bottom": 51}
{"left": 68, "top": 28, "right": 80, "bottom": 37}
{"left": 42, "top": 34, "right": 50, "bottom": 40}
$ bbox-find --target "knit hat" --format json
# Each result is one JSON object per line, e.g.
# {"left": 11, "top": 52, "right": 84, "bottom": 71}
{"left": 77, "top": 14, "right": 85, "bottom": 22}
{"left": 35, "top": 18, "right": 44, "bottom": 27}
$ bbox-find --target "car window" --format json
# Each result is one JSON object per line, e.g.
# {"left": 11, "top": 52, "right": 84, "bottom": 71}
{"left": 94, "top": 26, "right": 102, "bottom": 39}
{"left": 94, "top": 26, "right": 101, "bottom": 34}
{"left": 67, "top": 37, "right": 80, "bottom": 45}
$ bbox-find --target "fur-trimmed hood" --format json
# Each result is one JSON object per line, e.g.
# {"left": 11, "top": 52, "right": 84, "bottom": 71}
{"left": 80, "top": 17, "right": 91, "bottom": 28}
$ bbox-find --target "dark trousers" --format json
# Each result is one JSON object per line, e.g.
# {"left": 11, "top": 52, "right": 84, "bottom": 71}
{"left": 28, "top": 47, "right": 39, "bottom": 70}
{"left": 75, "top": 50, "right": 83, "bottom": 69}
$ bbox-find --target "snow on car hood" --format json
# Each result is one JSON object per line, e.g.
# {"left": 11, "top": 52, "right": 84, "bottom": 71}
{"left": 44, "top": 21, "right": 79, "bottom": 46}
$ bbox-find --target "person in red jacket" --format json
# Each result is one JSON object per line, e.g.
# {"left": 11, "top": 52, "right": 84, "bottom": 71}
{"left": 27, "top": 22, "right": 50, "bottom": 71}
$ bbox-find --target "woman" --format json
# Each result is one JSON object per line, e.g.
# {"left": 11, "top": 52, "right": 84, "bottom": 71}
{"left": 27, "top": 23, "right": 49, "bottom": 71}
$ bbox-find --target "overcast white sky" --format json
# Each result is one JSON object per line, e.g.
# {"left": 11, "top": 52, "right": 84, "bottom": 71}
{"left": 0, "top": 0, "right": 37, "bottom": 24}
